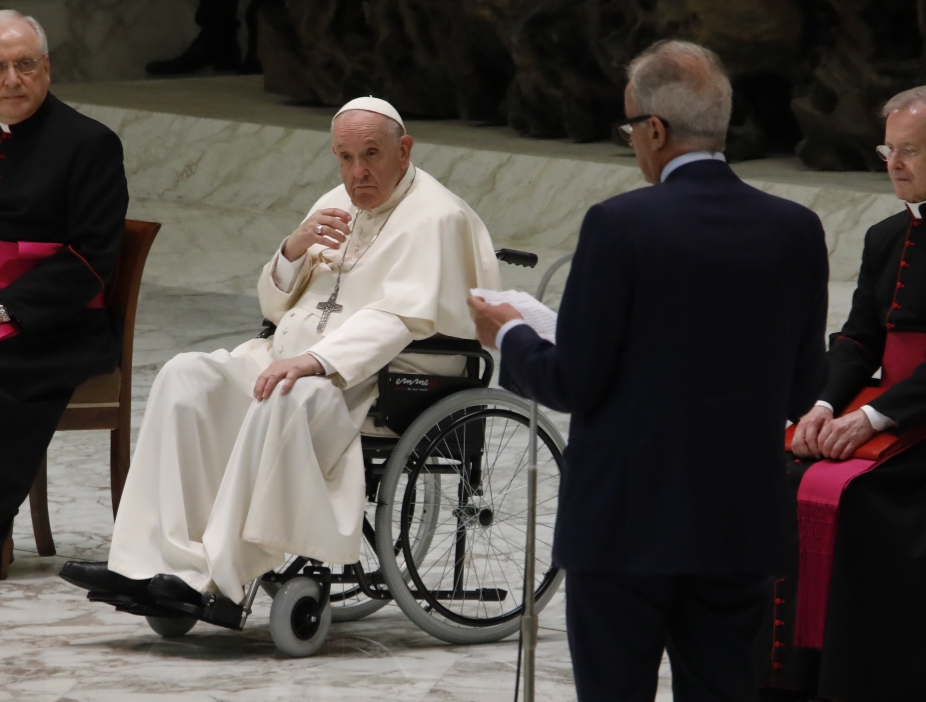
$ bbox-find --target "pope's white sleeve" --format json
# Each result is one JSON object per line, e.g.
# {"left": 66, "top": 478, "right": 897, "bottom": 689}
{"left": 271, "top": 239, "right": 306, "bottom": 293}
{"left": 307, "top": 308, "right": 426, "bottom": 388}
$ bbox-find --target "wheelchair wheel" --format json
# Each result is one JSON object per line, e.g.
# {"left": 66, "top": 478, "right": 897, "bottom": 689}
{"left": 146, "top": 614, "right": 197, "bottom": 638}
{"left": 269, "top": 576, "right": 332, "bottom": 657}
{"left": 375, "top": 389, "right": 566, "bottom": 645}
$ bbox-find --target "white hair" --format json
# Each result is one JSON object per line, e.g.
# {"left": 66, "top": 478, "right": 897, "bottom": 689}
{"left": 627, "top": 40, "right": 732, "bottom": 152}
{"left": 331, "top": 109, "right": 405, "bottom": 141}
{"left": 0, "top": 10, "right": 48, "bottom": 54}
{"left": 883, "top": 86, "right": 926, "bottom": 118}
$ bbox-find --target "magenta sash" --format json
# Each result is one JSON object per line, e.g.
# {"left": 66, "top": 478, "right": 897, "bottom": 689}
{"left": 0, "top": 241, "right": 105, "bottom": 341}
{"left": 794, "top": 330, "right": 926, "bottom": 648}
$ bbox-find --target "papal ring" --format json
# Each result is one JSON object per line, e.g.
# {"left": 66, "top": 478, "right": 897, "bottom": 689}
{"left": 315, "top": 224, "right": 323, "bottom": 234}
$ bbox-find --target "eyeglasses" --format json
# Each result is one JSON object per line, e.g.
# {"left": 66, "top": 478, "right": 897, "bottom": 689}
{"left": 0, "top": 55, "right": 46, "bottom": 76}
{"left": 616, "top": 114, "right": 670, "bottom": 144}
{"left": 876, "top": 144, "right": 920, "bottom": 162}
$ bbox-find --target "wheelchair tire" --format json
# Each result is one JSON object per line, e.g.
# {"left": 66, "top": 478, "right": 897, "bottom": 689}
{"left": 375, "top": 389, "right": 566, "bottom": 645}
{"left": 269, "top": 576, "right": 332, "bottom": 657}
{"left": 146, "top": 614, "right": 197, "bottom": 638}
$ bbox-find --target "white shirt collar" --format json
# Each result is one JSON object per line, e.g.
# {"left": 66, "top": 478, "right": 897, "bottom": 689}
{"left": 906, "top": 201, "right": 926, "bottom": 219}
{"left": 0, "top": 123, "right": 9, "bottom": 133}
{"left": 660, "top": 151, "right": 727, "bottom": 183}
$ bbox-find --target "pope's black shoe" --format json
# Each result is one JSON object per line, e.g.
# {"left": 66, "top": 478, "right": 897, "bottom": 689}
{"left": 59, "top": 561, "right": 151, "bottom": 595}
{"left": 147, "top": 574, "right": 205, "bottom": 607}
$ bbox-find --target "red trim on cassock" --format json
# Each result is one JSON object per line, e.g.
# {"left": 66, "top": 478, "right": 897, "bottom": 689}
{"left": 67, "top": 245, "right": 105, "bottom": 291}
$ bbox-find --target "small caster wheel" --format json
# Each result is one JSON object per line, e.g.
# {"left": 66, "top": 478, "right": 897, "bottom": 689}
{"left": 269, "top": 576, "right": 331, "bottom": 657}
{"left": 146, "top": 614, "right": 197, "bottom": 638}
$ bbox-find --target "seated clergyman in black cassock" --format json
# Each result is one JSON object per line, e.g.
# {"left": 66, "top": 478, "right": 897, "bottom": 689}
{"left": 0, "top": 10, "right": 129, "bottom": 577}
{"left": 756, "top": 86, "right": 926, "bottom": 702}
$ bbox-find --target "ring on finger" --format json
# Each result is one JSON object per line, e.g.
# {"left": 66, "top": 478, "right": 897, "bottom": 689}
{"left": 315, "top": 224, "right": 323, "bottom": 234}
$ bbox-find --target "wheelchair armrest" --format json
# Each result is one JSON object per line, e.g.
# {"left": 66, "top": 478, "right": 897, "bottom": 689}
{"left": 397, "top": 337, "right": 494, "bottom": 386}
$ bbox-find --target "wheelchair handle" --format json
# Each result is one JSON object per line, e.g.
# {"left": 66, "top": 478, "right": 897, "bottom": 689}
{"left": 495, "top": 249, "right": 538, "bottom": 268}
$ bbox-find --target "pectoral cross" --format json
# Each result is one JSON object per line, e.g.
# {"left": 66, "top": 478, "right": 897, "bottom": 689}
{"left": 316, "top": 291, "right": 343, "bottom": 332}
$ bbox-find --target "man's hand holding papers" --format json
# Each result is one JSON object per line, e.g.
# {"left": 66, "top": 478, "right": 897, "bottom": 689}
{"left": 468, "top": 288, "right": 557, "bottom": 349}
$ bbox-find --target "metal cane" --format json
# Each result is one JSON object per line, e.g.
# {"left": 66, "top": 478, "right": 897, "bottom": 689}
{"left": 519, "top": 254, "right": 575, "bottom": 701}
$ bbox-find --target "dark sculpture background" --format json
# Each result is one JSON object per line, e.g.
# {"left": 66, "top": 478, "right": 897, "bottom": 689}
{"left": 256, "top": 0, "right": 926, "bottom": 171}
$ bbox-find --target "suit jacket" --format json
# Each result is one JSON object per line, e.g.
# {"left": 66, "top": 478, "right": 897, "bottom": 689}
{"left": 501, "top": 159, "right": 829, "bottom": 575}
{"left": 820, "top": 209, "right": 926, "bottom": 429}
{"left": 0, "top": 93, "right": 128, "bottom": 401}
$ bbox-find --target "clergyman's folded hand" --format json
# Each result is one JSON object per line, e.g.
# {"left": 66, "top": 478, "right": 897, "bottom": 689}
{"left": 817, "top": 409, "right": 876, "bottom": 461}
{"left": 791, "top": 405, "right": 833, "bottom": 459}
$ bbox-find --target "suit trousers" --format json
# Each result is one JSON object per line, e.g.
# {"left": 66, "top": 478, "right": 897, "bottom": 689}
{"left": 566, "top": 572, "right": 773, "bottom": 702}
{"left": 0, "top": 389, "right": 72, "bottom": 535}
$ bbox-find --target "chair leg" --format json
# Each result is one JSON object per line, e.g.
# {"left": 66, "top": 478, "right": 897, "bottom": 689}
{"left": 29, "top": 454, "right": 56, "bottom": 557}
{"left": 110, "top": 427, "right": 130, "bottom": 518}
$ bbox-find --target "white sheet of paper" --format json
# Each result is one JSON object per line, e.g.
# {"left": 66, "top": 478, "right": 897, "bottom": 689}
{"left": 471, "top": 288, "right": 558, "bottom": 343}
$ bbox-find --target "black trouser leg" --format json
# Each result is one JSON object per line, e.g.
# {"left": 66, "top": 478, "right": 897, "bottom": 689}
{"left": 566, "top": 572, "right": 773, "bottom": 702}
{"left": 0, "top": 390, "right": 71, "bottom": 530}
{"left": 666, "top": 574, "right": 773, "bottom": 702}
{"left": 566, "top": 572, "right": 669, "bottom": 702}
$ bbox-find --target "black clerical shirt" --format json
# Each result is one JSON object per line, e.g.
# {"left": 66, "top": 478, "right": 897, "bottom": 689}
{"left": 0, "top": 93, "right": 128, "bottom": 399}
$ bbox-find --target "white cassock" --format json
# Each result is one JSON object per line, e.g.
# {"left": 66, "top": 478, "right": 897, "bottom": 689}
{"left": 109, "top": 165, "right": 500, "bottom": 602}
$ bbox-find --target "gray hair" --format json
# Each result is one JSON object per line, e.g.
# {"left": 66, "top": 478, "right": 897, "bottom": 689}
{"left": 0, "top": 10, "right": 49, "bottom": 54}
{"left": 627, "top": 40, "right": 732, "bottom": 152}
{"left": 882, "top": 86, "right": 926, "bottom": 118}
{"left": 331, "top": 110, "right": 405, "bottom": 141}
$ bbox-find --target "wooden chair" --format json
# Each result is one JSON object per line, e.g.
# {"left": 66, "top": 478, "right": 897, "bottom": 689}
{"left": 25, "top": 219, "right": 160, "bottom": 559}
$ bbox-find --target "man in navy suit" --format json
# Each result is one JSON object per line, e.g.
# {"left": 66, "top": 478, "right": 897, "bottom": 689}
{"left": 469, "top": 40, "right": 829, "bottom": 702}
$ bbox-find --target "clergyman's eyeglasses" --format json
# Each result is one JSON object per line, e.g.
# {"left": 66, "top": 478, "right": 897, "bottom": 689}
{"left": 0, "top": 55, "right": 46, "bottom": 76}
{"left": 616, "top": 114, "right": 670, "bottom": 144}
{"left": 876, "top": 144, "right": 920, "bottom": 162}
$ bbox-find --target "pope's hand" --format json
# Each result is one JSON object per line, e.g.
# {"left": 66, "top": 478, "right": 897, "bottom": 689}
{"left": 791, "top": 405, "right": 833, "bottom": 458}
{"left": 467, "top": 296, "right": 523, "bottom": 350}
{"left": 817, "top": 409, "right": 876, "bottom": 461}
{"left": 253, "top": 354, "right": 325, "bottom": 400}
{"left": 283, "top": 208, "right": 352, "bottom": 261}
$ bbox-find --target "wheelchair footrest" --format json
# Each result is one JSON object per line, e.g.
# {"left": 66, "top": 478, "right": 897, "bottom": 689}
{"left": 87, "top": 591, "right": 181, "bottom": 618}
{"left": 410, "top": 587, "right": 508, "bottom": 602}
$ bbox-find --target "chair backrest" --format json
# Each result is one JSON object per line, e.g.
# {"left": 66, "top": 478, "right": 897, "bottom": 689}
{"left": 111, "top": 220, "right": 160, "bottom": 407}
{"left": 64, "top": 219, "right": 161, "bottom": 416}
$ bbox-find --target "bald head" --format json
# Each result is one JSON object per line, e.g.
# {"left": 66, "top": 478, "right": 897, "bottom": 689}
{"left": 0, "top": 11, "right": 47, "bottom": 54}
{"left": 626, "top": 40, "right": 732, "bottom": 152}
{"left": 331, "top": 109, "right": 414, "bottom": 210}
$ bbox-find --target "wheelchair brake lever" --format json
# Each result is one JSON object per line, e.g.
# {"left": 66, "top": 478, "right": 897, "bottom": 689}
{"left": 494, "top": 249, "right": 538, "bottom": 268}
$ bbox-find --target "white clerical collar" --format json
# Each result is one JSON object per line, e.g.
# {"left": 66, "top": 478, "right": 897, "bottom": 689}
{"left": 0, "top": 123, "right": 9, "bottom": 133}
{"left": 660, "top": 151, "right": 726, "bottom": 183}
{"left": 906, "top": 200, "right": 926, "bottom": 220}
{"left": 366, "top": 163, "right": 417, "bottom": 217}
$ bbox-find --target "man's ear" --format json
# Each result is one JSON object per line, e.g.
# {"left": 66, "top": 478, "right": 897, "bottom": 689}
{"left": 648, "top": 117, "right": 669, "bottom": 151}
{"left": 399, "top": 134, "right": 414, "bottom": 165}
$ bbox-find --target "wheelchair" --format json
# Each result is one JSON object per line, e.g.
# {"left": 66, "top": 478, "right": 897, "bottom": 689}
{"left": 136, "top": 250, "right": 568, "bottom": 656}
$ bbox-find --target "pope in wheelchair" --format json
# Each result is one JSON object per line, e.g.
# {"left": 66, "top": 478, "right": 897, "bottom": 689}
{"left": 59, "top": 98, "right": 543, "bottom": 650}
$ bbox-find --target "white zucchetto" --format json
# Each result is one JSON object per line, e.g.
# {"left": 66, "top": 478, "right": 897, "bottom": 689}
{"left": 333, "top": 97, "right": 405, "bottom": 131}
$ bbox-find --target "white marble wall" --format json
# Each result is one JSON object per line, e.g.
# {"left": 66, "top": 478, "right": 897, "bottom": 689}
{"left": 73, "top": 101, "right": 904, "bottom": 292}
{"left": 5, "top": 0, "right": 201, "bottom": 82}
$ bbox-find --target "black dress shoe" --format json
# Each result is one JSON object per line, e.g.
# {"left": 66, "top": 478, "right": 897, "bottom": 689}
{"left": 148, "top": 574, "right": 205, "bottom": 607}
{"left": 145, "top": 31, "right": 241, "bottom": 76}
{"left": 59, "top": 561, "right": 151, "bottom": 595}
